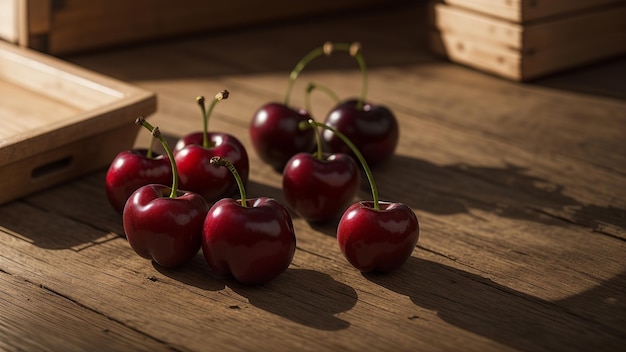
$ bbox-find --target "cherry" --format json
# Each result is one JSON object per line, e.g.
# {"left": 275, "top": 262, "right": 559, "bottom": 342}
{"left": 250, "top": 43, "right": 347, "bottom": 171}
{"left": 174, "top": 91, "right": 249, "bottom": 203}
{"left": 302, "top": 119, "right": 419, "bottom": 273}
{"left": 318, "top": 43, "right": 399, "bottom": 166}
{"left": 250, "top": 103, "right": 314, "bottom": 171}
{"left": 105, "top": 129, "right": 172, "bottom": 214}
{"left": 323, "top": 98, "right": 399, "bottom": 166}
{"left": 202, "top": 157, "right": 296, "bottom": 285}
{"left": 282, "top": 118, "right": 360, "bottom": 222}
{"left": 123, "top": 117, "right": 209, "bottom": 268}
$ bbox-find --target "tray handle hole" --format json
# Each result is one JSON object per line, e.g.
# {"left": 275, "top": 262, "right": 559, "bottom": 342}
{"left": 32, "top": 156, "right": 73, "bottom": 179}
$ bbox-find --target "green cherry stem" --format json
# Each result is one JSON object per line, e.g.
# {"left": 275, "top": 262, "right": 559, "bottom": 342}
{"left": 135, "top": 117, "right": 179, "bottom": 199}
{"left": 311, "top": 119, "right": 323, "bottom": 160}
{"left": 210, "top": 156, "right": 247, "bottom": 207}
{"left": 305, "top": 82, "right": 341, "bottom": 113}
{"left": 146, "top": 132, "right": 156, "bottom": 159}
{"left": 350, "top": 43, "right": 368, "bottom": 111}
{"left": 301, "top": 119, "right": 379, "bottom": 210}
{"left": 197, "top": 90, "right": 229, "bottom": 149}
{"left": 284, "top": 41, "right": 368, "bottom": 110}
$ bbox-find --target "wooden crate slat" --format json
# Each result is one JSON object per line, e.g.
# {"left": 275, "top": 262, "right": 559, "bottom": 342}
{"left": 430, "top": 2, "right": 626, "bottom": 80}
{"left": 12, "top": 0, "right": 390, "bottom": 54}
{"left": 443, "top": 0, "right": 626, "bottom": 22}
{"left": 432, "top": 3, "right": 523, "bottom": 49}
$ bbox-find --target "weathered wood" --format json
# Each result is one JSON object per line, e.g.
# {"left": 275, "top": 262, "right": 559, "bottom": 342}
{"left": 1, "top": 1, "right": 625, "bottom": 351}
{"left": 0, "top": 270, "right": 173, "bottom": 352}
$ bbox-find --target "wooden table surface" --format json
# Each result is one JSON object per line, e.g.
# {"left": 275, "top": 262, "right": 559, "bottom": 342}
{"left": 2, "top": 2, "right": 625, "bottom": 351}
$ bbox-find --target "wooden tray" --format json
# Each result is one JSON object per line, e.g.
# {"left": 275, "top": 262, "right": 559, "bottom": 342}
{"left": 0, "top": 40, "right": 156, "bottom": 205}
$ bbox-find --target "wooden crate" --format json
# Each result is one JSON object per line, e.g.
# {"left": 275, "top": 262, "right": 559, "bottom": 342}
{"left": 0, "top": 0, "right": 390, "bottom": 55}
{"left": 0, "top": 40, "right": 156, "bottom": 205}
{"left": 429, "top": 0, "right": 626, "bottom": 81}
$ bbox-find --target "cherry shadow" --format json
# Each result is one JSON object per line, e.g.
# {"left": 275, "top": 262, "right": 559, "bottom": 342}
{"left": 365, "top": 154, "right": 626, "bottom": 235}
{"left": 365, "top": 257, "right": 626, "bottom": 351}
{"left": 0, "top": 170, "right": 125, "bottom": 250}
{"left": 151, "top": 252, "right": 226, "bottom": 292}
{"left": 226, "top": 267, "right": 357, "bottom": 330}
{"left": 154, "top": 257, "right": 356, "bottom": 330}
{"left": 4, "top": 152, "right": 623, "bottom": 251}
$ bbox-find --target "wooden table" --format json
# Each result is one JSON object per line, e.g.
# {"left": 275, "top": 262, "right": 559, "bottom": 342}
{"left": 2, "top": 2, "right": 625, "bottom": 351}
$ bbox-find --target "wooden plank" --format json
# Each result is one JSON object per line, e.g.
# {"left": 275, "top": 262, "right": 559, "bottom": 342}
{"left": 0, "top": 0, "right": 19, "bottom": 42}
{"left": 431, "top": 3, "right": 523, "bottom": 49}
{"left": 41, "top": 0, "right": 391, "bottom": 54}
{"left": 430, "top": 30, "right": 523, "bottom": 80}
{"left": 0, "top": 271, "right": 174, "bottom": 352}
{"left": 522, "top": 30, "right": 626, "bottom": 80}
{"left": 443, "top": 0, "right": 626, "bottom": 22}
{"left": 523, "top": 4, "right": 626, "bottom": 50}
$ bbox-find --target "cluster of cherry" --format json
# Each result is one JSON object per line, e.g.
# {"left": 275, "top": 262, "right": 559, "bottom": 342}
{"left": 105, "top": 42, "right": 419, "bottom": 285}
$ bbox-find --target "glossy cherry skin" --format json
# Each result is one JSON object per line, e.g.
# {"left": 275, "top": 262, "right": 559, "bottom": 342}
{"left": 323, "top": 99, "right": 399, "bottom": 166}
{"left": 202, "top": 197, "right": 296, "bottom": 285}
{"left": 105, "top": 149, "right": 172, "bottom": 214}
{"left": 174, "top": 132, "right": 249, "bottom": 203}
{"left": 123, "top": 184, "right": 209, "bottom": 268}
{"left": 250, "top": 102, "right": 315, "bottom": 171}
{"left": 283, "top": 152, "right": 360, "bottom": 222}
{"left": 337, "top": 201, "right": 419, "bottom": 273}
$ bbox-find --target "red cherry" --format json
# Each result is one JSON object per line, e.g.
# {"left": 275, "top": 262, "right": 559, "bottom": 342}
{"left": 123, "top": 119, "right": 209, "bottom": 268}
{"left": 105, "top": 148, "right": 172, "bottom": 214}
{"left": 282, "top": 151, "right": 360, "bottom": 222}
{"left": 250, "top": 102, "right": 315, "bottom": 171}
{"left": 323, "top": 98, "right": 399, "bottom": 166}
{"left": 337, "top": 201, "right": 419, "bottom": 273}
{"left": 202, "top": 157, "right": 296, "bottom": 285}
{"left": 173, "top": 92, "right": 249, "bottom": 203}
{"left": 202, "top": 197, "right": 296, "bottom": 285}
{"left": 299, "top": 119, "right": 419, "bottom": 273}
{"left": 174, "top": 131, "right": 249, "bottom": 203}
{"left": 124, "top": 184, "right": 209, "bottom": 267}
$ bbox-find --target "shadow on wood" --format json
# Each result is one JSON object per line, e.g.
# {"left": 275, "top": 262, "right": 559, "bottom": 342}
{"left": 366, "top": 257, "right": 626, "bottom": 351}
{"left": 369, "top": 155, "right": 626, "bottom": 237}
{"left": 228, "top": 268, "right": 356, "bottom": 330}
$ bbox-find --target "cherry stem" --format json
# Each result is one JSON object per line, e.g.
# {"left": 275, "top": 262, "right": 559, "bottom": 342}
{"left": 135, "top": 117, "right": 179, "bottom": 199}
{"left": 197, "top": 90, "right": 229, "bottom": 149}
{"left": 210, "top": 156, "right": 247, "bottom": 207}
{"left": 146, "top": 132, "right": 156, "bottom": 159}
{"left": 311, "top": 120, "right": 323, "bottom": 160}
{"left": 305, "top": 82, "right": 340, "bottom": 113}
{"left": 284, "top": 41, "right": 368, "bottom": 110}
{"left": 301, "top": 119, "right": 379, "bottom": 210}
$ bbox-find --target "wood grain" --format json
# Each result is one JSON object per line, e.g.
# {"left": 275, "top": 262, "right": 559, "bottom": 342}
{"left": 1, "top": 1, "right": 625, "bottom": 351}
{"left": 0, "top": 41, "right": 156, "bottom": 204}
{"left": 430, "top": 3, "right": 626, "bottom": 81}
{"left": 442, "top": 0, "right": 626, "bottom": 22}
